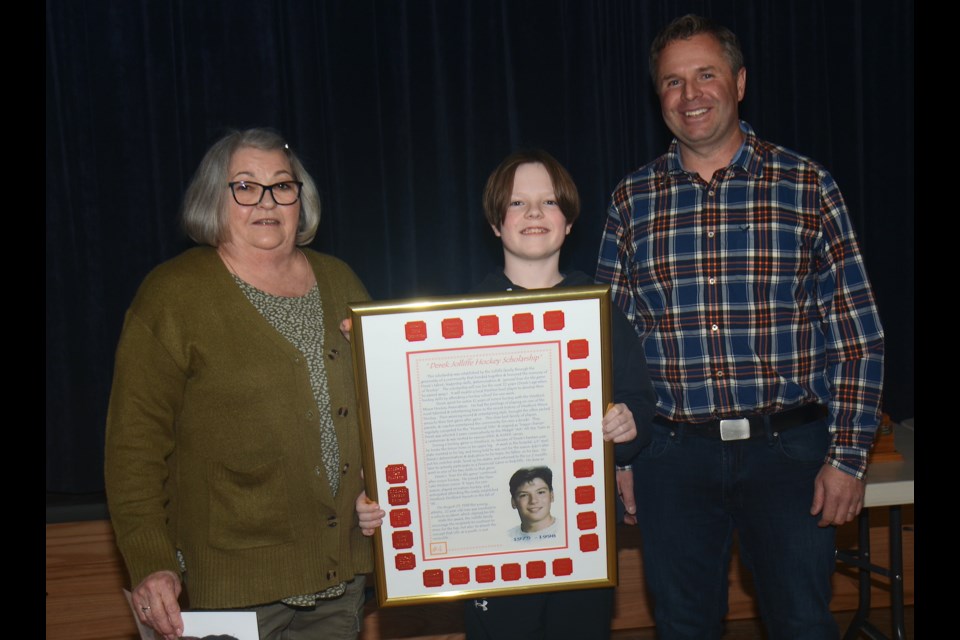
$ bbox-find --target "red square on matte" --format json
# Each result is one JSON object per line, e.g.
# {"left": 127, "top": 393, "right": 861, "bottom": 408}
{"left": 385, "top": 464, "right": 407, "bottom": 484}
{"left": 553, "top": 558, "right": 574, "bottom": 576}
{"left": 567, "top": 339, "right": 589, "bottom": 359}
{"left": 405, "top": 321, "right": 427, "bottom": 342}
{"left": 423, "top": 569, "right": 444, "bottom": 587}
{"left": 390, "top": 508, "right": 411, "bottom": 527}
{"left": 526, "top": 560, "right": 547, "bottom": 579}
{"left": 392, "top": 530, "right": 414, "bottom": 549}
{"left": 512, "top": 313, "right": 534, "bottom": 333}
{"left": 577, "top": 511, "right": 598, "bottom": 530}
{"left": 571, "top": 430, "right": 592, "bottom": 450}
{"left": 442, "top": 318, "right": 464, "bottom": 339}
{"left": 387, "top": 486, "right": 410, "bottom": 505}
{"left": 501, "top": 563, "right": 522, "bottom": 581}
{"left": 395, "top": 553, "right": 416, "bottom": 571}
{"left": 575, "top": 485, "right": 596, "bottom": 504}
{"left": 475, "top": 565, "right": 496, "bottom": 583}
{"left": 543, "top": 310, "right": 565, "bottom": 331}
{"left": 477, "top": 315, "right": 500, "bottom": 336}
{"left": 573, "top": 459, "right": 594, "bottom": 478}
{"left": 570, "top": 399, "right": 591, "bottom": 419}
{"left": 569, "top": 369, "right": 590, "bottom": 389}
{"left": 449, "top": 567, "right": 470, "bottom": 585}
{"left": 580, "top": 533, "right": 600, "bottom": 552}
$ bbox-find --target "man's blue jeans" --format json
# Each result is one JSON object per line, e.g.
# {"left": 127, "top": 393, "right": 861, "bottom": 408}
{"left": 632, "top": 417, "right": 839, "bottom": 640}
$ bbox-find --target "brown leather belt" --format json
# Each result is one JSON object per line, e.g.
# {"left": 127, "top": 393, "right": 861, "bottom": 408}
{"left": 653, "top": 404, "right": 828, "bottom": 441}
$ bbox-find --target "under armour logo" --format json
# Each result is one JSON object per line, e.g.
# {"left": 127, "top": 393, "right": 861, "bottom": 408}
{"left": 474, "top": 599, "right": 488, "bottom": 611}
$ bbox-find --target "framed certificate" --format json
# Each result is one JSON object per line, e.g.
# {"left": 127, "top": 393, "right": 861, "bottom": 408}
{"left": 349, "top": 285, "right": 616, "bottom": 606}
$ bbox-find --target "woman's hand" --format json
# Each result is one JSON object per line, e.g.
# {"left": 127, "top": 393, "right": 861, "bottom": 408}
{"left": 601, "top": 403, "right": 637, "bottom": 443}
{"left": 133, "top": 570, "right": 183, "bottom": 640}
{"left": 340, "top": 317, "right": 353, "bottom": 342}
{"left": 356, "top": 490, "right": 385, "bottom": 536}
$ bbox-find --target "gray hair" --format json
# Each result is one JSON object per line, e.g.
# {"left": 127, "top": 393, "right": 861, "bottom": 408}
{"left": 649, "top": 14, "right": 744, "bottom": 84}
{"left": 180, "top": 128, "right": 321, "bottom": 246}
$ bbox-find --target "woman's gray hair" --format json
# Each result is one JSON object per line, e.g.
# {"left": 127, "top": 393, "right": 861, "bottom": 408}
{"left": 180, "top": 128, "right": 321, "bottom": 246}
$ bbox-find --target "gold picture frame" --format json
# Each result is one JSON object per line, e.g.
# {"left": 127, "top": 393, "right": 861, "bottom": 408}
{"left": 349, "top": 285, "right": 617, "bottom": 606}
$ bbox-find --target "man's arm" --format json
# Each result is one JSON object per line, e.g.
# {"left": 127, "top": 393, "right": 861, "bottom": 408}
{"left": 810, "top": 169, "right": 885, "bottom": 525}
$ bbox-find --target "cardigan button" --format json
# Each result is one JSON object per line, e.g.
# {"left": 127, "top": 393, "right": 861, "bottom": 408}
{"left": 338, "top": 406, "right": 349, "bottom": 417}
{"left": 328, "top": 349, "right": 340, "bottom": 360}
{"left": 342, "top": 462, "right": 350, "bottom": 475}
{"left": 327, "top": 570, "right": 337, "bottom": 580}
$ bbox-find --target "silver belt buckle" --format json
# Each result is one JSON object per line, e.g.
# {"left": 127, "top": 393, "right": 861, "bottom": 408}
{"left": 720, "top": 418, "right": 751, "bottom": 441}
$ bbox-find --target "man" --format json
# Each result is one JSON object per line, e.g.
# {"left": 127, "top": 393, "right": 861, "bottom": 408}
{"left": 506, "top": 466, "right": 560, "bottom": 544}
{"left": 595, "top": 14, "right": 885, "bottom": 640}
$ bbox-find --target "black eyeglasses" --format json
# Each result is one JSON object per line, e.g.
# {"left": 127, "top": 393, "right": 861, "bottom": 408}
{"left": 227, "top": 180, "right": 304, "bottom": 206}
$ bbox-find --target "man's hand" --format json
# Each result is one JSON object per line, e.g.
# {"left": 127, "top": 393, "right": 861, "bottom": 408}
{"left": 616, "top": 467, "right": 637, "bottom": 525}
{"left": 356, "top": 490, "right": 385, "bottom": 536}
{"left": 810, "top": 463, "right": 865, "bottom": 527}
{"left": 601, "top": 403, "right": 637, "bottom": 443}
{"left": 132, "top": 570, "right": 183, "bottom": 640}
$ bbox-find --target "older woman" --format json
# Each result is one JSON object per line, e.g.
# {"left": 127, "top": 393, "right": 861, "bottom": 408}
{"left": 105, "top": 128, "right": 371, "bottom": 640}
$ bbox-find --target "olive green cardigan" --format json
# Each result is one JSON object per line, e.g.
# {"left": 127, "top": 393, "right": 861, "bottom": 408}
{"left": 105, "top": 247, "right": 373, "bottom": 608}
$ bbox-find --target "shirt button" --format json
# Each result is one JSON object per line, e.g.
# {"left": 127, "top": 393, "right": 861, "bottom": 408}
{"left": 707, "top": 230, "right": 715, "bottom": 238}
{"left": 715, "top": 370, "right": 725, "bottom": 377}
{"left": 708, "top": 190, "right": 716, "bottom": 196}
{"left": 711, "top": 324, "right": 719, "bottom": 331}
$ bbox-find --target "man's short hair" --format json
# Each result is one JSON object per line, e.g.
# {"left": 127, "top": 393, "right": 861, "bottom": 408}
{"left": 649, "top": 14, "right": 744, "bottom": 82}
{"left": 482, "top": 149, "right": 580, "bottom": 230}
{"left": 509, "top": 466, "right": 554, "bottom": 497}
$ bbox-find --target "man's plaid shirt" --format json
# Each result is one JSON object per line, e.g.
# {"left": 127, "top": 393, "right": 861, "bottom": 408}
{"left": 596, "top": 122, "right": 884, "bottom": 479}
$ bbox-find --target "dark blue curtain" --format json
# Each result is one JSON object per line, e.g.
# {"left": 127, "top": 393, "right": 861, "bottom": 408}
{"left": 46, "top": 0, "right": 914, "bottom": 494}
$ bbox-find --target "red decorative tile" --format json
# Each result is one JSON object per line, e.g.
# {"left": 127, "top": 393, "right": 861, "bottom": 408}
{"left": 543, "top": 310, "right": 565, "bottom": 331}
{"left": 577, "top": 511, "right": 598, "bottom": 530}
{"left": 387, "top": 486, "right": 410, "bottom": 505}
{"left": 385, "top": 464, "right": 407, "bottom": 484}
{"left": 390, "top": 508, "right": 411, "bottom": 527}
{"left": 477, "top": 315, "right": 500, "bottom": 336}
{"left": 501, "top": 563, "right": 522, "bottom": 581}
{"left": 573, "top": 459, "right": 594, "bottom": 478}
{"left": 395, "top": 553, "right": 416, "bottom": 571}
{"left": 567, "top": 339, "right": 589, "bottom": 359}
{"left": 392, "top": 530, "right": 414, "bottom": 549}
{"left": 575, "top": 485, "right": 596, "bottom": 504}
{"left": 571, "top": 430, "right": 592, "bottom": 450}
{"left": 449, "top": 566, "right": 470, "bottom": 585}
{"left": 579, "top": 533, "right": 600, "bottom": 552}
{"left": 423, "top": 569, "right": 444, "bottom": 587}
{"left": 526, "top": 560, "right": 547, "bottom": 579}
{"left": 552, "top": 558, "right": 574, "bottom": 576}
{"left": 441, "top": 317, "right": 464, "bottom": 339}
{"left": 475, "top": 565, "right": 496, "bottom": 583}
{"left": 568, "top": 369, "right": 590, "bottom": 389}
{"left": 570, "top": 399, "right": 591, "bottom": 419}
{"left": 512, "top": 313, "right": 535, "bottom": 333}
{"left": 405, "top": 321, "right": 427, "bottom": 342}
